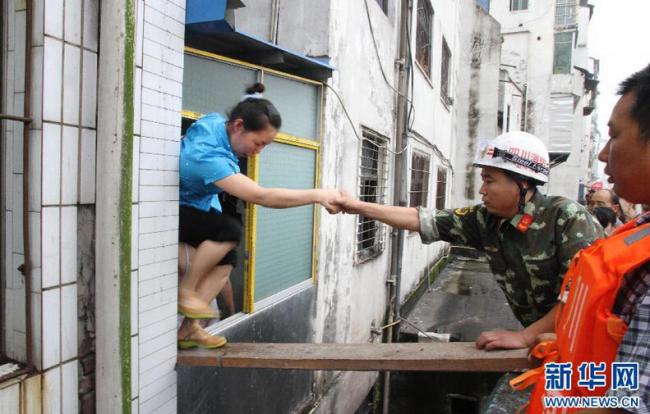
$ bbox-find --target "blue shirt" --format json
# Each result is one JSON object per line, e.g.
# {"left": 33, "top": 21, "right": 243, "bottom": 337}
{"left": 179, "top": 113, "right": 240, "bottom": 213}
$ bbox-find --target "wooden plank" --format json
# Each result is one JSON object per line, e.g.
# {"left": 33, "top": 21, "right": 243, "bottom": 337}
{"left": 177, "top": 342, "right": 532, "bottom": 372}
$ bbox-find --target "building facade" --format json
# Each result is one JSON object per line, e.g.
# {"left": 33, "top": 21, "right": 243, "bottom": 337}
{"left": 489, "top": 0, "right": 598, "bottom": 200}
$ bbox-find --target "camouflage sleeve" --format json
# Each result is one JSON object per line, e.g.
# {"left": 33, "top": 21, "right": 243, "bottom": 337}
{"left": 417, "top": 205, "right": 484, "bottom": 249}
{"left": 555, "top": 203, "right": 605, "bottom": 274}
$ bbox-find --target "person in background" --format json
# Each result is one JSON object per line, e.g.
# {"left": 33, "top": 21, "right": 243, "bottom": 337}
{"left": 178, "top": 83, "right": 341, "bottom": 349}
{"left": 332, "top": 131, "right": 603, "bottom": 350}
{"left": 592, "top": 206, "right": 618, "bottom": 236}
{"left": 588, "top": 188, "right": 625, "bottom": 227}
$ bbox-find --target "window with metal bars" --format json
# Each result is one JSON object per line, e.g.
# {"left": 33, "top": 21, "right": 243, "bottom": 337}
{"left": 375, "top": 0, "right": 388, "bottom": 14}
{"left": 409, "top": 151, "right": 430, "bottom": 207}
{"left": 555, "top": 0, "right": 577, "bottom": 27}
{"left": 415, "top": 0, "right": 433, "bottom": 78}
{"left": 440, "top": 37, "right": 452, "bottom": 104}
{"left": 435, "top": 166, "right": 448, "bottom": 210}
{"left": 357, "top": 129, "right": 389, "bottom": 262}
{"left": 510, "top": 0, "right": 528, "bottom": 11}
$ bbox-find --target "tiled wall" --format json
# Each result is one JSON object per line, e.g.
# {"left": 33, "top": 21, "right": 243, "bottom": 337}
{"left": 2, "top": 0, "right": 184, "bottom": 412}
{"left": 35, "top": 0, "right": 99, "bottom": 412}
{"left": 2, "top": 0, "right": 28, "bottom": 364}
{"left": 133, "top": 0, "right": 185, "bottom": 413}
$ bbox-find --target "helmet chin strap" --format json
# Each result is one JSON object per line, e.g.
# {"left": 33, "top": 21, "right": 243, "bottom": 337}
{"left": 516, "top": 181, "right": 529, "bottom": 214}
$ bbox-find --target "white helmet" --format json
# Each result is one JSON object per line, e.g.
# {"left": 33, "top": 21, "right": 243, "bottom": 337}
{"left": 474, "top": 131, "right": 550, "bottom": 184}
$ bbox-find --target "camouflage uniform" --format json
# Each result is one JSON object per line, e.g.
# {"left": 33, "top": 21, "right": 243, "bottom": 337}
{"left": 418, "top": 191, "right": 604, "bottom": 326}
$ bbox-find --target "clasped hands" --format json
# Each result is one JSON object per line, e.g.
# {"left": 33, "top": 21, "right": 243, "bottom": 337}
{"left": 319, "top": 189, "right": 360, "bottom": 215}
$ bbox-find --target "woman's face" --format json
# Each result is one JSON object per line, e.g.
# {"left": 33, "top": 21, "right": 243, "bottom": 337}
{"left": 229, "top": 118, "right": 277, "bottom": 157}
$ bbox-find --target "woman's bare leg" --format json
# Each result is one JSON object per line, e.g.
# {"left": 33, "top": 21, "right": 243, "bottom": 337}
{"left": 179, "top": 240, "right": 235, "bottom": 292}
{"left": 195, "top": 264, "right": 233, "bottom": 304}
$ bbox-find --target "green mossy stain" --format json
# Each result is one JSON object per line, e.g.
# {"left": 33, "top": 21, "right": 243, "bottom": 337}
{"left": 120, "top": 0, "right": 136, "bottom": 412}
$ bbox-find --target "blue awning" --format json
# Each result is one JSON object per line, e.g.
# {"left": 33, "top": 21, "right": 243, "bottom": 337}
{"left": 186, "top": 0, "right": 334, "bottom": 81}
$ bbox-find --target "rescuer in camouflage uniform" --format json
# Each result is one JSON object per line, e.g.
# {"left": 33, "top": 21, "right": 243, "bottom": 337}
{"left": 333, "top": 131, "right": 603, "bottom": 350}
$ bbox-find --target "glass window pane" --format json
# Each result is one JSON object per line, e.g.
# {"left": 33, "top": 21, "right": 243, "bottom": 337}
{"left": 553, "top": 32, "right": 573, "bottom": 74}
{"left": 264, "top": 74, "right": 320, "bottom": 140}
{"left": 182, "top": 53, "right": 258, "bottom": 115}
{"left": 254, "top": 142, "right": 316, "bottom": 301}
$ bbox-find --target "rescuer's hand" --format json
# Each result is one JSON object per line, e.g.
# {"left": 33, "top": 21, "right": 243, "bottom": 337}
{"left": 331, "top": 190, "right": 364, "bottom": 214}
{"left": 475, "top": 329, "right": 534, "bottom": 351}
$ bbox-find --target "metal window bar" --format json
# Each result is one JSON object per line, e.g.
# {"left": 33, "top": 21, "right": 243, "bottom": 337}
{"left": 409, "top": 152, "right": 430, "bottom": 207}
{"left": 416, "top": 0, "right": 433, "bottom": 76}
{"left": 435, "top": 166, "right": 448, "bottom": 210}
{"left": 357, "top": 130, "right": 389, "bottom": 262}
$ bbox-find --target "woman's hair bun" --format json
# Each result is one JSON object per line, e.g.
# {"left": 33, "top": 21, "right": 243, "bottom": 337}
{"left": 245, "top": 82, "right": 265, "bottom": 94}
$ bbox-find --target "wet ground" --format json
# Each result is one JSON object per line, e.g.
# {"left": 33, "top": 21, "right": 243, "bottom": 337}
{"left": 388, "top": 248, "right": 526, "bottom": 414}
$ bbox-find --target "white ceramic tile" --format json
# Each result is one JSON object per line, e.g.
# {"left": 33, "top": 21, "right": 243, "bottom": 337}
{"left": 41, "top": 207, "right": 61, "bottom": 288}
{"left": 43, "top": 366, "right": 62, "bottom": 414}
{"left": 61, "top": 360, "right": 78, "bottom": 413}
{"left": 81, "top": 50, "right": 97, "bottom": 128}
{"left": 11, "top": 175, "right": 24, "bottom": 254}
{"left": 133, "top": 136, "right": 140, "bottom": 203}
{"left": 27, "top": 129, "right": 42, "bottom": 211}
{"left": 139, "top": 369, "right": 176, "bottom": 402}
{"left": 60, "top": 284, "right": 77, "bottom": 360}
{"left": 14, "top": 11, "right": 26, "bottom": 93}
{"left": 136, "top": 0, "right": 144, "bottom": 68}
{"left": 42, "top": 123, "right": 61, "bottom": 205}
{"left": 62, "top": 45, "right": 81, "bottom": 124}
{"left": 132, "top": 398, "right": 139, "bottom": 414}
{"left": 44, "top": 0, "right": 64, "bottom": 38}
{"left": 61, "top": 126, "right": 79, "bottom": 204}
{"left": 83, "top": 0, "right": 99, "bottom": 51}
{"left": 5, "top": 52, "right": 15, "bottom": 109}
{"left": 132, "top": 204, "right": 139, "bottom": 270}
{"left": 131, "top": 271, "right": 138, "bottom": 336}
{"left": 29, "top": 46, "right": 44, "bottom": 130}
{"left": 79, "top": 128, "right": 96, "bottom": 204}
{"left": 64, "top": 0, "right": 82, "bottom": 44}
{"left": 131, "top": 334, "right": 139, "bottom": 398}
{"left": 6, "top": 0, "right": 15, "bottom": 50}
{"left": 0, "top": 383, "right": 20, "bottom": 414}
{"left": 42, "top": 288, "right": 61, "bottom": 369}
{"left": 60, "top": 206, "right": 77, "bottom": 284}
{"left": 134, "top": 67, "right": 142, "bottom": 135}
{"left": 29, "top": 211, "right": 42, "bottom": 271}
{"left": 43, "top": 37, "right": 63, "bottom": 122}
{"left": 31, "top": 292, "right": 43, "bottom": 370}
{"left": 13, "top": 93, "right": 25, "bottom": 125}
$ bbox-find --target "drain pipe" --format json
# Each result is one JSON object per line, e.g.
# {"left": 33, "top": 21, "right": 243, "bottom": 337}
{"left": 381, "top": 0, "right": 411, "bottom": 413}
{"left": 270, "top": 0, "right": 280, "bottom": 44}
{"left": 95, "top": 0, "right": 135, "bottom": 412}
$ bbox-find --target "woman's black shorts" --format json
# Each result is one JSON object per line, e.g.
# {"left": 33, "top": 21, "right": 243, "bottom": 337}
{"left": 179, "top": 205, "right": 242, "bottom": 267}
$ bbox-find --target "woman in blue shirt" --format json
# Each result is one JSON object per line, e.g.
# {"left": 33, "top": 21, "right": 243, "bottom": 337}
{"left": 178, "top": 83, "right": 340, "bottom": 349}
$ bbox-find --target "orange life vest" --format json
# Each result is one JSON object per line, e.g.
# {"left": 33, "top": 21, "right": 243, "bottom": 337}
{"left": 511, "top": 217, "right": 650, "bottom": 413}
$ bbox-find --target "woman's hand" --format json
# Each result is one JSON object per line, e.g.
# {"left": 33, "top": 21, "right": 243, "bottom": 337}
{"left": 318, "top": 189, "right": 343, "bottom": 214}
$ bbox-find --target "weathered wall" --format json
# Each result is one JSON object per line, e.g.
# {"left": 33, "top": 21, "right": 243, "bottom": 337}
{"left": 452, "top": 1, "right": 501, "bottom": 208}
